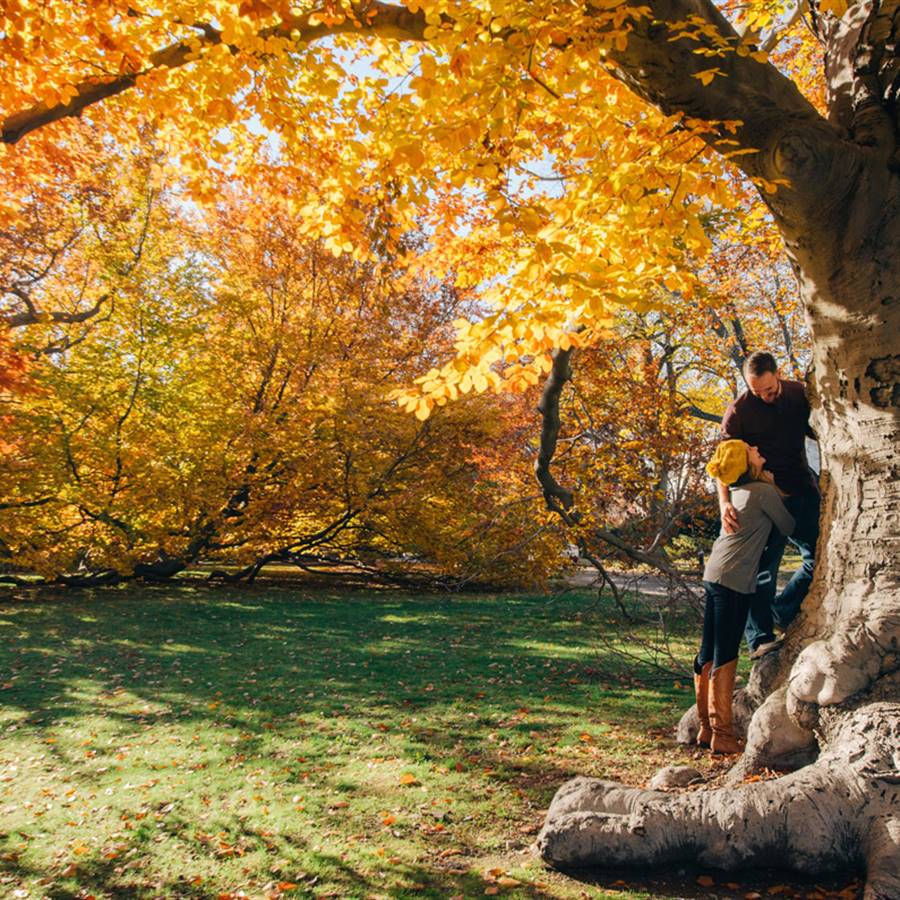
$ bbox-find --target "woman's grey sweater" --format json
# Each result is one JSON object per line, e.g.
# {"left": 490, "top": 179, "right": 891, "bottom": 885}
{"left": 703, "top": 481, "right": 795, "bottom": 594}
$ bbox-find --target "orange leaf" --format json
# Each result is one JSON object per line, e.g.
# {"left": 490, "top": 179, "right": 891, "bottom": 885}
{"left": 399, "top": 773, "right": 418, "bottom": 785}
{"left": 697, "top": 875, "right": 715, "bottom": 887}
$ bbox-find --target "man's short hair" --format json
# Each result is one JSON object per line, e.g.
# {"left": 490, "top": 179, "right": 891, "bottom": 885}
{"left": 744, "top": 351, "right": 777, "bottom": 378}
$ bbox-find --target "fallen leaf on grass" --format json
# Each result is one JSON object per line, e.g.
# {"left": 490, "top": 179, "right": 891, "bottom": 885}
{"left": 697, "top": 875, "right": 715, "bottom": 887}
{"left": 398, "top": 773, "right": 418, "bottom": 785}
{"left": 381, "top": 814, "right": 396, "bottom": 825}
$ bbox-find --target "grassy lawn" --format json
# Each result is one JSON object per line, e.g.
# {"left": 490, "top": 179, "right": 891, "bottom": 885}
{"left": 0, "top": 585, "right": 860, "bottom": 899}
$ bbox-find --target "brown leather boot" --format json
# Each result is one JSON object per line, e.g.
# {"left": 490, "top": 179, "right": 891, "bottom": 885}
{"left": 693, "top": 659, "right": 712, "bottom": 748}
{"left": 709, "top": 659, "right": 744, "bottom": 755}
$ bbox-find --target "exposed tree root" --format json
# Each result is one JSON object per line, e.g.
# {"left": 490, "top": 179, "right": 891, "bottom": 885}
{"left": 538, "top": 700, "right": 899, "bottom": 898}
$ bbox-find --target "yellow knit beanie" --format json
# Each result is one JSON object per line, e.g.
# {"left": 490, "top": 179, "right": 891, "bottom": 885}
{"left": 706, "top": 440, "right": 749, "bottom": 485}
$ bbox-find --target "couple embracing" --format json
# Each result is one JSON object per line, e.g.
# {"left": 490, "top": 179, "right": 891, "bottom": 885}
{"left": 694, "top": 351, "right": 821, "bottom": 754}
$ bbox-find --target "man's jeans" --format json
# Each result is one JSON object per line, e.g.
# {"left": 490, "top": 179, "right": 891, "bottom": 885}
{"left": 744, "top": 489, "right": 820, "bottom": 651}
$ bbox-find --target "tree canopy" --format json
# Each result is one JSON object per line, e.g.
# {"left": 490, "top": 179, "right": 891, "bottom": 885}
{"left": 1, "top": 0, "right": 819, "bottom": 582}
{"left": 1, "top": 0, "right": 822, "bottom": 403}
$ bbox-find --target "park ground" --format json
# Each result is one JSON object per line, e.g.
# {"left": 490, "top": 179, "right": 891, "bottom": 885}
{"left": 0, "top": 584, "right": 862, "bottom": 899}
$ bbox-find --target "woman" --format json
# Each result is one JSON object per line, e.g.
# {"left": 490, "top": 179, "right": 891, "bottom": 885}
{"left": 695, "top": 439, "right": 795, "bottom": 754}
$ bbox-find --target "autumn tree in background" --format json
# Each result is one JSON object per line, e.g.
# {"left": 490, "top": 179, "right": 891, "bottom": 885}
{"left": 542, "top": 256, "right": 811, "bottom": 587}
{"left": 0, "top": 148, "right": 562, "bottom": 586}
{"left": 552, "top": 320, "right": 716, "bottom": 565}
{"left": 1, "top": 0, "right": 898, "bottom": 890}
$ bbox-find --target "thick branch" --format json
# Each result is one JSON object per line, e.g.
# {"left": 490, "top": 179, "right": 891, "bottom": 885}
{"left": 601, "top": 0, "right": 864, "bottom": 239}
{"left": 823, "top": 0, "right": 900, "bottom": 156}
{"left": 607, "top": 0, "right": 830, "bottom": 161}
{"left": 686, "top": 403, "right": 722, "bottom": 423}
{"left": 535, "top": 347, "right": 576, "bottom": 511}
{"left": 4, "top": 293, "right": 109, "bottom": 328}
{"left": 1, "top": 3, "right": 429, "bottom": 144}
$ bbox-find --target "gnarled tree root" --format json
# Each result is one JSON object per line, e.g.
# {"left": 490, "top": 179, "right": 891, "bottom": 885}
{"left": 537, "top": 704, "right": 899, "bottom": 899}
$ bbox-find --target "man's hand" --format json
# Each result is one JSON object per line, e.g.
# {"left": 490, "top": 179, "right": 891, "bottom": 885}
{"left": 721, "top": 501, "right": 739, "bottom": 534}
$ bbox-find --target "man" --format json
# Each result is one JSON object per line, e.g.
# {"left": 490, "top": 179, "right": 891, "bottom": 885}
{"left": 717, "top": 351, "right": 820, "bottom": 658}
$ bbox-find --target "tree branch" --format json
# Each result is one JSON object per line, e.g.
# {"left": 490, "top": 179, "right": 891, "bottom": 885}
{"left": 535, "top": 347, "right": 691, "bottom": 581}
{"left": 1, "top": 3, "right": 431, "bottom": 145}
{"left": 605, "top": 0, "right": 829, "bottom": 160}
{"left": 4, "top": 292, "right": 110, "bottom": 329}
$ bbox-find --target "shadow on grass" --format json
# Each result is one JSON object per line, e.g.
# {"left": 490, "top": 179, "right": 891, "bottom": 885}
{"left": 560, "top": 864, "right": 863, "bottom": 900}
{"left": 0, "top": 813, "right": 560, "bottom": 900}
{"left": 0, "top": 585, "right": 866, "bottom": 899}
{"left": 0, "top": 583, "right": 688, "bottom": 739}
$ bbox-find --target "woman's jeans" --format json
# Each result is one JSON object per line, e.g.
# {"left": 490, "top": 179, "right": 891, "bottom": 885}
{"left": 698, "top": 581, "right": 752, "bottom": 670}
{"left": 744, "top": 488, "right": 820, "bottom": 651}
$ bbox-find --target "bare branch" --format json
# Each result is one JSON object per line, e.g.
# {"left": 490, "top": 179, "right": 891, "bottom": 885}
{"left": 5, "top": 293, "right": 109, "bottom": 329}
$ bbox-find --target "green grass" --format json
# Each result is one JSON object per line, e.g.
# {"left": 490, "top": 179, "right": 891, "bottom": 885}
{"left": 0, "top": 585, "right": 858, "bottom": 899}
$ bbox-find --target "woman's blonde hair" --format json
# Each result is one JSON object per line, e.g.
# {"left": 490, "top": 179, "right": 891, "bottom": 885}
{"left": 747, "top": 456, "right": 764, "bottom": 481}
{"left": 734, "top": 450, "right": 767, "bottom": 487}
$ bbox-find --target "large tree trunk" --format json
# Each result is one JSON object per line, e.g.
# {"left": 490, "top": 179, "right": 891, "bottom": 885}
{"left": 538, "top": 120, "right": 900, "bottom": 898}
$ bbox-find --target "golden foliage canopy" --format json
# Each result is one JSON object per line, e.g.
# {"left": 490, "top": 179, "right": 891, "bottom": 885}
{"left": 0, "top": 0, "right": 826, "bottom": 414}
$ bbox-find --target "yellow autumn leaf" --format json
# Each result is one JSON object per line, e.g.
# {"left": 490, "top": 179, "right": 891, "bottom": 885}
{"left": 818, "top": 0, "right": 849, "bottom": 15}
{"left": 693, "top": 68, "right": 724, "bottom": 86}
